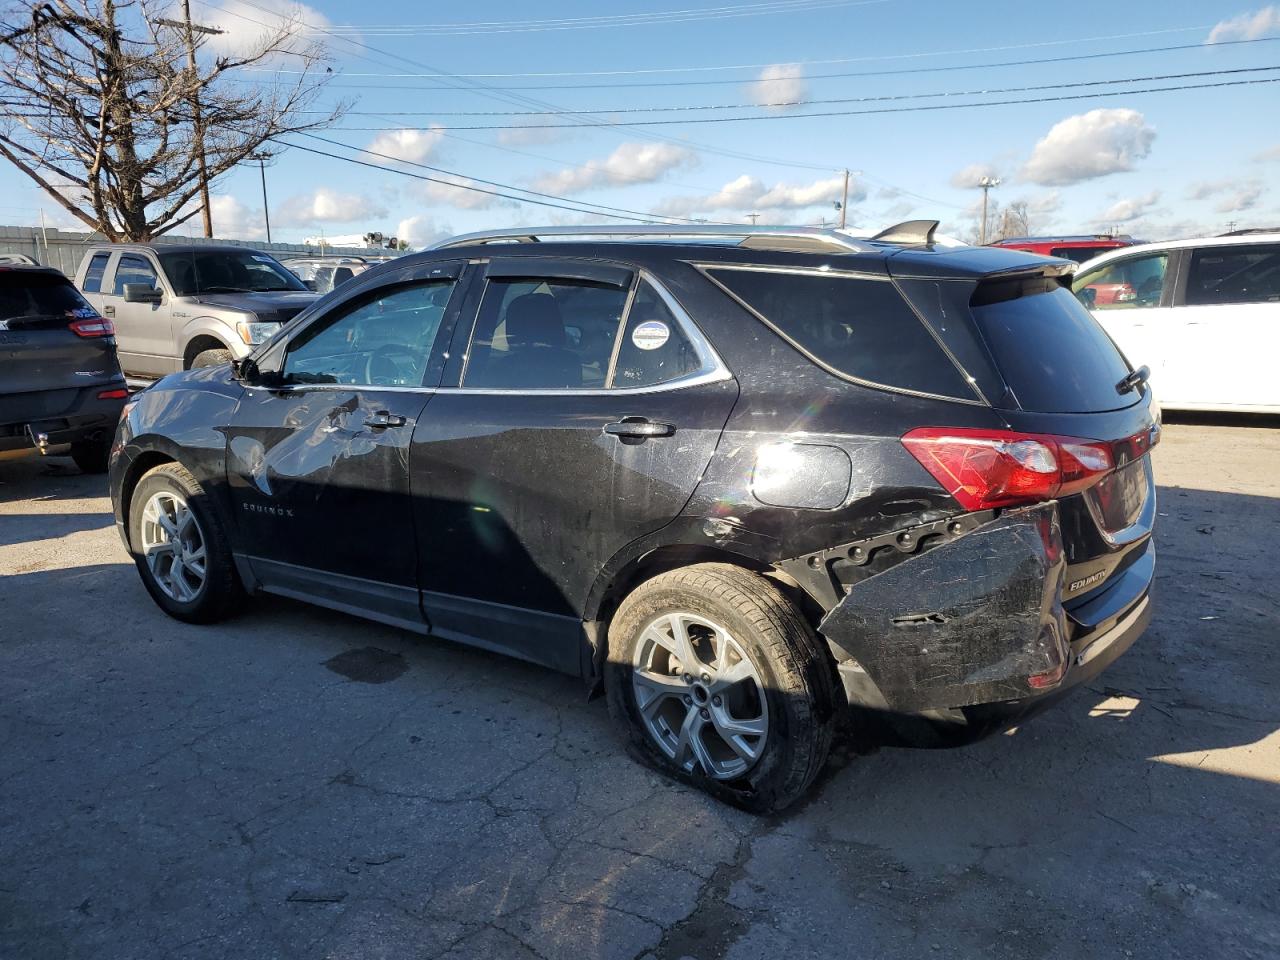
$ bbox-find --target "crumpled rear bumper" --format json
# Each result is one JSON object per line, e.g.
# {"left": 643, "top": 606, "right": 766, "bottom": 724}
{"left": 818, "top": 502, "right": 1149, "bottom": 718}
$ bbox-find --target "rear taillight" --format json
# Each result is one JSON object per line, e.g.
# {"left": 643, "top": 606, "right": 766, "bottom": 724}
{"left": 97, "top": 388, "right": 129, "bottom": 400}
{"left": 902, "top": 427, "right": 1115, "bottom": 511}
{"left": 69, "top": 316, "right": 114, "bottom": 337}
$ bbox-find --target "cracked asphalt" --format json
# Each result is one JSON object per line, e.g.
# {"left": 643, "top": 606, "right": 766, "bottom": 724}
{"left": 1, "top": 419, "right": 1278, "bottom": 960}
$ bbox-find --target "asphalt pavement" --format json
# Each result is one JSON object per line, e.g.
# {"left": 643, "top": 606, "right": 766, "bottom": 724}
{"left": 1, "top": 420, "right": 1277, "bottom": 960}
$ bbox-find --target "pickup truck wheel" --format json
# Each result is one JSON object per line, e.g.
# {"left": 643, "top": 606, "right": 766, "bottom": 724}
{"left": 69, "top": 439, "right": 111, "bottom": 474}
{"left": 128, "top": 462, "right": 243, "bottom": 623}
{"left": 190, "top": 348, "right": 233, "bottom": 369}
{"left": 605, "top": 563, "right": 838, "bottom": 814}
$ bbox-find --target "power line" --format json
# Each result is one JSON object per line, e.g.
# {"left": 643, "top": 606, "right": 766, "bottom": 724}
{"left": 234, "top": 35, "right": 1280, "bottom": 92}
{"left": 309, "top": 0, "right": 891, "bottom": 35}
{"left": 275, "top": 137, "right": 724, "bottom": 223}
{"left": 326, "top": 72, "right": 1280, "bottom": 131}
{"left": 297, "top": 65, "right": 1280, "bottom": 117}
{"left": 295, "top": 131, "right": 712, "bottom": 223}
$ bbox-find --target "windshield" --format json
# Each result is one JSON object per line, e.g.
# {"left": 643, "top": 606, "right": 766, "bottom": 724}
{"left": 159, "top": 250, "right": 309, "bottom": 296}
{"left": 0, "top": 271, "right": 97, "bottom": 323}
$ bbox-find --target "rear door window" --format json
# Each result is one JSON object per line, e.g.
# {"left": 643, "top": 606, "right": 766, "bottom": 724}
{"left": 972, "top": 278, "right": 1136, "bottom": 413}
{"left": 81, "top": 252, "right": 111, "bottom": 293}
{"left": 1185, "top": 244, "right": 1280, "bottom": 305}
{"left": 705, "top": 267, "right": 975, "bottom": 400}
{"left": 611, "top": 280, "right": 703, "bottom": 389}
{"left": 1072, "top": 253, "right": 1167, "bottom": 310}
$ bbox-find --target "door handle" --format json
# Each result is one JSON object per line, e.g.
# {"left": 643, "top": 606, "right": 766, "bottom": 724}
{"left": 604, "top": 418, "right": 675, "bottom": 439}
{"left": 364, "top": 411, "right": 407, "bottom": 429}
{"left": 103, "top": 305, "right": 115, "bottom": 317}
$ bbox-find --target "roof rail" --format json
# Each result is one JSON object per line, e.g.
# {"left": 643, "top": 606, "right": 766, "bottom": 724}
{"left": 430, "top": 224, "right": 878, "bottom": 254}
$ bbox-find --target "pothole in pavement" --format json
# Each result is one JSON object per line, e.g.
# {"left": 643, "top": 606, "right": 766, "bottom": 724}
{"left": 323, "top": 646, "right": 408, "bottom": 684}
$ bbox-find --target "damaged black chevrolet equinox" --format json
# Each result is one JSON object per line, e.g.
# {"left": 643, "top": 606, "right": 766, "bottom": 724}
{"left": 110, "top": 222, "right": 1157, "bottom": 812}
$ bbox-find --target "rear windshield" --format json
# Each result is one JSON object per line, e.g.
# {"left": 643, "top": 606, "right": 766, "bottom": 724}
{"left": 706, "top": 267, "right": 975, "bottom": 400}
{"left": 0, "top": 271, "right": 96, "bottom": 325}
{"left": 970, "top": 278, "right": 1135, "bottom": 413}
{"left": 1049, "top": 245, "right": 1117, "bottom": 264}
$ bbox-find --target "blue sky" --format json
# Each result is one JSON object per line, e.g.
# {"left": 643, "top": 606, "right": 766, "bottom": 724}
{"left": 4, "top": 0, "right": 1279, "bottom": 246}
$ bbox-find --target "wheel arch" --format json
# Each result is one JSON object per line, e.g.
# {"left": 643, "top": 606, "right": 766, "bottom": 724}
{"left": 118, "top": 448, "right": 181, "bottom": 536}
{"left": 182, "top": 331, "right": 235, "bottom": 369}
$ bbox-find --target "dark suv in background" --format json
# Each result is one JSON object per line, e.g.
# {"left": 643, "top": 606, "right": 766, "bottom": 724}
{"left": 108, "top": 222, "right": 1157, "bottom": 811}
{"left": 1, "top": 265, "right": 126, "bottom": 472}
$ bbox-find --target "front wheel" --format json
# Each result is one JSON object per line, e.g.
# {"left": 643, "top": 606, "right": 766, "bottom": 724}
{"left": 605, "top": 563, "right": 839, "bottom": 814}
{"left": 128, "top": 462, "right": 243, "bottom": 623}
{"left": 190, "top": 348, "right": 233, "bottom": 369}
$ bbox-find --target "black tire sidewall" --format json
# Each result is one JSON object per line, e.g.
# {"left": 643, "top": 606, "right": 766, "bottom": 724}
{"left": 128, "top": 466, "right": 236, "bottom": 622}
{"left": 606, "top": 567, "right": 834, "bottom": 813}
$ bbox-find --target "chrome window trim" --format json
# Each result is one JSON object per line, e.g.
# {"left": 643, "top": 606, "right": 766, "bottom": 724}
{"left": 248, "top": 367, "right": 733, "bottom": 398}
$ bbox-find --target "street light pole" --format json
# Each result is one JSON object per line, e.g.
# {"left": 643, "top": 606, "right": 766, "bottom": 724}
{"left": 978, "top": 175, "right": 1001, "bottom": 245}
{"left": 839, "top": 169, "right": 849, "bottom": 230}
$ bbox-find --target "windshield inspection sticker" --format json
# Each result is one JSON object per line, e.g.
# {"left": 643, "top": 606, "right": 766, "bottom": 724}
{"left": 631, "top": 320, "right": 670, "bottom": 351}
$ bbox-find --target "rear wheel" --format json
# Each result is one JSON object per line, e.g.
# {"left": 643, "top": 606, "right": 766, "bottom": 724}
{"left": 69, "top": 439, "right": 110, "bottom": 474}
{"left": 605, "top": 563, "right": 838, "bottom": 813}
{"left": 128, "top": 462, "right": 243, "bottom": 622}
{"left": 190, "top": 348, "right": 232, "bottom": 369}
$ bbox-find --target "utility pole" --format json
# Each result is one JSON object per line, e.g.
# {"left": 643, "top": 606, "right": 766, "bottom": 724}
{"left": 157, "top": 5, "right": 224, "bottom": 238}
{"left": 251, "top": 152, "right": 273, "bottom": 243}
{"left": 978, "top": 175, "right": 1001, "bottom": 245}
{"left": 839, "top": 169, "right": 849, "bottom": 229}
{"left": 747, "top": 212, "right": 760, "bottom": 225}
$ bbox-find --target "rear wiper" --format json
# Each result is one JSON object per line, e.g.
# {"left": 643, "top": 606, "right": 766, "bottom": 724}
{"left": 1116, "top": 364, "right": 1150, "bottom": 395}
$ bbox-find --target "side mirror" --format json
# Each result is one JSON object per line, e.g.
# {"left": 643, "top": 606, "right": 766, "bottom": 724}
{"left": 231, "top": 356, "right": 259, "bottom": 383}
{"left": 123, "top": 283, "right": 162, "bottom": 304}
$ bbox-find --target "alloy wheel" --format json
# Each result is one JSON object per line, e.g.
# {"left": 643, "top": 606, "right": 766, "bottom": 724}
{"left": 140, "top": 491, "right": 208, "bottom": 603}
{"left": 632, "top": 612, "right": 769, "bottom": 780}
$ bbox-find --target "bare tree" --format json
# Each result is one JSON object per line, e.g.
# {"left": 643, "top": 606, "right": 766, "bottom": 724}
{"left": 0, "top": 0, "right": 341, "bottom": 240}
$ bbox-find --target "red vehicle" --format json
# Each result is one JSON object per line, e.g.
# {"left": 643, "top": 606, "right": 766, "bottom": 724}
{"left": 990, "top": 235, "right": 1140, "bottom": 266}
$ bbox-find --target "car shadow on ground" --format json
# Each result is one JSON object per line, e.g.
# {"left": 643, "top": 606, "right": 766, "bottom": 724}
{"left": 0, "top": 456, "right": 107, "bottom": 505}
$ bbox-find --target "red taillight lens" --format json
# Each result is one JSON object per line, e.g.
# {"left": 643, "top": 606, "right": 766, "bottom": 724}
{"left": 69, "top": 316, "right": 114, "bottom": 338}
{"left": 97, "top": 388, "right": 129, "bottom": 400}
{"left": 902, "top": 427, "right": 1115, "bottom": 511}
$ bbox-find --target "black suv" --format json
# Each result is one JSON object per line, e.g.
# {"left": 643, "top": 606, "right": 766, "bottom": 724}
{"left": 1, "top": 265, "right": 127, "bottom": 472}
{"left": 108, "top": 223, "right": 1157, "bottom": 811}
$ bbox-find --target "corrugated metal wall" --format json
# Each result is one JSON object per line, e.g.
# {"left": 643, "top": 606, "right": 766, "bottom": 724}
{"left": 0, "top": 225, "right": 394, "bottom": 277}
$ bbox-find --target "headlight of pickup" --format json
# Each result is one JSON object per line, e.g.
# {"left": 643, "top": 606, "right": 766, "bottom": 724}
{"left": 236, "top": 320, "right": 281, "bottom": 345}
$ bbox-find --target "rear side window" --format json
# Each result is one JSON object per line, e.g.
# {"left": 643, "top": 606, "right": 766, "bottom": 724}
{"left": 706, "top": 268, "right": 974, "bottom": 399}
{"left": 82, "top": 253, "right": 110, "bottom": 293}
{"left": 0, "top": 271, "right": 96, "bottom": 324}
{"left": 1185, "top": 244, "right": 1280, "bottom": 305}
{"left": 971, "top": 279, "right": 1135, "bottom": 413}
{"left": 612, "top": 280, "right": 702, "bottom": 389}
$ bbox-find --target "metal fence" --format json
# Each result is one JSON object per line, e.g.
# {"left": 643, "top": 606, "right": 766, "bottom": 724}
{"left": 0, "top": 224, "right": 392, "bottom": 277}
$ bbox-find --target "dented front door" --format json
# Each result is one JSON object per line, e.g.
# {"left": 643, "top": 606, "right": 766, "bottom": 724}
{"left": 225, "top": 385, "right": 431, "bottom": 624}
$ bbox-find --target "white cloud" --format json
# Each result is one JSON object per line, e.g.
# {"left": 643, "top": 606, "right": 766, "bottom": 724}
{"left": 531, "top": 142, "right": 695, "bottom": 194}
{"left": 208, "top": 194, "right": 266, "bottom": 240}
{"left": 366, "top": 128, "right": 444, "bottom": 165}
{"left": 275, "top": 187, "right": 385, "bottom": 227}
{"left": 190, "top": 0, "right": 335, "bottom": 59}
{"left": 411, "top": 177, "right": 514, "bottom": 210}
{"left": 1025, "top": 190, "right": 1063, "bottom": 218}
{"left": 949, "top": 163, "right": 1001, "bottom": 189}
{"left": 1207, "top": 6, "right": 1280, "bottom": 42}
{"left": 1254, "top": 144, "right": 1280, "bottom": 162}
{"left": 1095, "top": 191, "right": 1161, "bottom": 224}
{"left": 1189, "top": 178, "right": 1266, "bottom": 213}
{"left": 746, "top": 63, "right": 808, "bottom": 109}
{"left": 1021, "top": 109, "right": 1156, "bottom": 186}
{"left": 395, "top": 215, "right": 451, "bottom": 250}
{"left": 658, "top": 173, "right": 862, "bottom": 218}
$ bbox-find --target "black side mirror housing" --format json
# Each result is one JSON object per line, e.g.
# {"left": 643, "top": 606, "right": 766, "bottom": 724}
{"left": 122, "top": 283, "right": 162, "bottom": 304}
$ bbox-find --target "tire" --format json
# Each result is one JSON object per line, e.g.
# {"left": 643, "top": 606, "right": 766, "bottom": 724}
{"left": 128, "top": 462, "right": 243, "bottom": 623}
{"left": 69, "top": 439, "right": 110, "bottom": 474}
{"left": 190, "top": 348, "right": 233, "bottom": 369}
{"left": 605, "top": 563, "right": 839, "bottom": 814}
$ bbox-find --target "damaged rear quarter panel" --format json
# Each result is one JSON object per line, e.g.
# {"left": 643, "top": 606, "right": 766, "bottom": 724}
{"left": 819, "top": 503, "right": 1069, "bottom": 711}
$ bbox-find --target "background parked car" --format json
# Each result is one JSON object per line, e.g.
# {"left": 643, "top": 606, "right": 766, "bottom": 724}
{"left": 74, "top": 244, "right": 318, "bottom": 380}
{"left": 990, "top": 234, "right": 1140, "bottom": 265}
{"left": 1072, "top": 232, "right": 1280, "bottom": 413}
{"left": 0, "top": 253, "right": 40, "bottom": 266}
{"left": 0, "top": 265, "right": 126, "bottom": 472}
{"left": 280, "top": 256, "right": 370, "bottom": 294}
